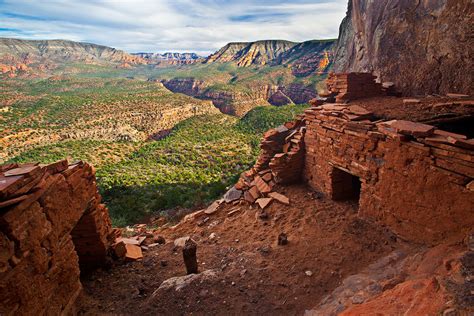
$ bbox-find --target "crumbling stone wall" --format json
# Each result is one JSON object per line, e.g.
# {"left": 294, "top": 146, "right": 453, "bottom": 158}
{"left": 304, "top": 104, "right": 474, "bottom": 244}
{"left": 0, "top": 160, "right": 114, "bottom": 315}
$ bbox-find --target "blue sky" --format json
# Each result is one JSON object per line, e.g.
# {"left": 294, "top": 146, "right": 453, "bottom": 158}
{"left": 0, "top": 0, "right": 348, "bottom": 55}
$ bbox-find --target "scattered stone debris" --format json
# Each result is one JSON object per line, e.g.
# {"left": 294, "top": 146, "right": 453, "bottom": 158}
{"left": 305, "top": 271, "right": 313, "bottom": 277}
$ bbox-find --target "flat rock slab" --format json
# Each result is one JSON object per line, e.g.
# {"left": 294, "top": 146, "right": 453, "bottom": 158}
{"left": 268, "top": 192, "right": 290, "bottom": 205}
{"left": 389, "top": 120, "right": 435, "bottom": 137}
{"left": 4, "top": 166, "right": 40, "bottom": 177}
{"left": 114, "top": 242, "right": 143, "bottom": 261}
{"left": 0, "top": 175, "right": 23, "bottom": 194}
{"left": 433, "top": 129, "right": 467, "bottom": 140}
{"left": 115, "top": 236, "right": 146, "bottom": 246}
{"left": 174, "top": 236, "right": 191, "bottom": 248}
{"left": 447, "top": 93, "right": 469, "bottom": 98}
{"left": 155, "top": 269, "right": 218, "bottom": 293}
{"left": 254, "top": 176, "right": 271, "bottom": 194}
{"left": 322, "top": 104, "right": 347, "bottom": 111}
{"left": 403, "top": 98, "right": 421, "bottom": 104}
{"left": 347, "top": 105, "right": 372, "bottom": 116}
{"left": 256, "top": 197, "right": 273, "bottom": 209}
{"left": 223, "top": 187, "right": 242, "bottom": 203}
{"left": 204, "top": 200, "right": 221, "bottom": 215}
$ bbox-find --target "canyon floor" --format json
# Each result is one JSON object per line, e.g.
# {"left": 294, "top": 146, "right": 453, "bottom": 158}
{"left": 76, "top": 184, "right": 471, "bottom": 315}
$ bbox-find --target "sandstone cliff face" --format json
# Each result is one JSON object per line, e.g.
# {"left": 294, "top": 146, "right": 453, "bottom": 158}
{"left": 206, "top": 40, "right": 296, "bottom": 66}
{"left": 206, "top": 39, "right": 336, "bottom": 73}
{"left": 161, "top": 78, "right": 316, "bottom": 116}
{"left": 276, "top": 40, "right": 335, "bottom": 76}
{"left": 333, "top": 0, "right": 474, "bottom": 95}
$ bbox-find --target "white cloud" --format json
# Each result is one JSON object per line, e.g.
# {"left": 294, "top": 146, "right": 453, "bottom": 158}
{"left": 0, "top": 0, "right": 348, "bottom": 55}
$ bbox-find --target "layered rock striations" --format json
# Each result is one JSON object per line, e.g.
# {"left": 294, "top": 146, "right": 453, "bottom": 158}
{"left": 0, "top": 160, "right": 115, "bottom": 315}
{"left": 333, "top": 0, "right": 474, "bottom": 96}
{"left": 206, "top": 39, "right": 335, "bottom": 73}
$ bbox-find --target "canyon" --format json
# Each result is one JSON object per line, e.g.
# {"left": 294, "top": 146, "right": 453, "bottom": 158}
{"left": 0, "top": 0, "right": 473, "bottom": 314}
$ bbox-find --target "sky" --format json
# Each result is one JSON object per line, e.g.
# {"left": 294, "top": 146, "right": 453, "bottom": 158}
{"left": 0, "top": 0, "right": 348, "bottom": 55}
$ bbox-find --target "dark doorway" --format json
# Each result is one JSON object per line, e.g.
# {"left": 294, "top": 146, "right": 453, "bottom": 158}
{"left": 331, "top": 167, "right": 361, "bottom": 202}
{"left": 431, "top": 116, "right": 474, "bottom": 138}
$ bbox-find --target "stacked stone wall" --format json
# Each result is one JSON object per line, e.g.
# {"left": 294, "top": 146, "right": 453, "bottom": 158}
{"left": 0, "top": 160, "right": 114, "bottom": 315}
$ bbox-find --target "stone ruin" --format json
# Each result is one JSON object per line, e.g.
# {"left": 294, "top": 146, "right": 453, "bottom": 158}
{"left": 0, "top": 160, "right": 116, "bottom": 315}
{"left": 0, "top": 72, "right": 473, "bottom": 314}
{"left": 230, "top": 72, "right": 474, "bottom": 244}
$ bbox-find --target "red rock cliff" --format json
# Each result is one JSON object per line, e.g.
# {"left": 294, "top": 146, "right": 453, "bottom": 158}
{"left": 333, "top": 0, "right": 474, "bottom": 96}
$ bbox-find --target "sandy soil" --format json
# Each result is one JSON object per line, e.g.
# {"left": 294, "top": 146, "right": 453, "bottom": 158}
{"left": 77, "top": 184, "right": 398, "bottom": 315}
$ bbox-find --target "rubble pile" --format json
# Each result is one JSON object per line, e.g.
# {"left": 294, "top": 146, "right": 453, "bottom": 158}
{"left": 326, "top": 72, "right": 385, "bottom": 102}
{"left": 0, "top": 160, "right": 115, "bottom": 315}
{"left": 221, "top": 118, "right": 307, "bottom": 209}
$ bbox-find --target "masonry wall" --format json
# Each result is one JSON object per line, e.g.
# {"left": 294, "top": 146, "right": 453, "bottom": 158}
{"left": 304, "top": 105, "right": 474, "bottom": 244}
{"left": 0, "top": 160, "right": 114, "bottom": 315}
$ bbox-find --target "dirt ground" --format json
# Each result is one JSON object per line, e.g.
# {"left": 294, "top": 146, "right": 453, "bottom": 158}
{"left": 77, "top": 184, "right": 399, "bottom": 315}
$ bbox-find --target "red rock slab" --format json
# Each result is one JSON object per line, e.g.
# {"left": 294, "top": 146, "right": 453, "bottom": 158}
{"left": 244, "top": 191, "right": 256, "bottom": 203}
{"left": 254, "top": 176, "right": 272, "bottom": 194}
{"left": 114, "top": 242, "right": 143, "bottom": 261}
{"left": 433, "top": 129, "right": 467, "bottom": 140}
{"left": 389, "top": 120, "right": 435, "bottom": 137}
{"left": 447, "top": 138, "right": 474, "bottom": 150}
{"left": 446, "top": 93, "right": 469, "bottom": 98}
{"left": 402, "top": 98, "right": 421, "bottom": 104}
{"left": 248, "top": 186, "right": 261, "bottom": 200}
{"left": 256, "top": 197, "right": 273, "bottom": 209}
{"left": 257, "top": 169, "right": 271, "bottom": 176}
{"left": 0, "top": 163, "right": 18, "bottom": 173}
{"left": 0, "top": 194, "right": 29, "bottom": 208}
{"left": 204, "top": 200, "right": 222, "bottom": 215}
{"left": 44, "top": 160, "right": 69, "bottom": 174}
{"left": 268, "top": 192, "right": 290, "bottom": 205}
{"left": 3, "top": 165, "right": 40, "bottom": 177}
{"left": 262, "top": 173, "right": 273, "bottom": 182}
{"left": 347, "top": 105, "right": 372, "bottom": 115}
{"left": 467, "top": 181, "right": 474, "bottom": 191}
{"left": 322, "top": 104, "right": 347, "bottom": 111}
{"left": 0, "top": 175, "right": 24, "bottom": 195}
